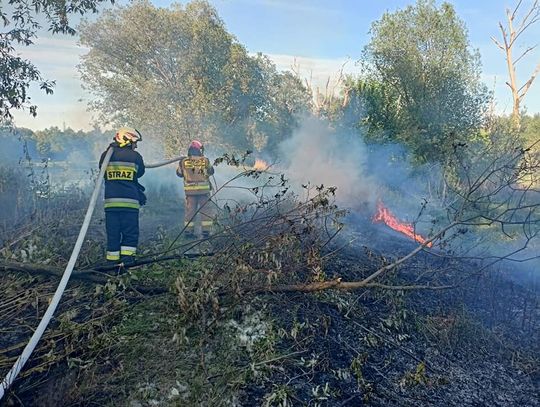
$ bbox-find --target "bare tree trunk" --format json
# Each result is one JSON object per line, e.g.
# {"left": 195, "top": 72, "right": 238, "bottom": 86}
{"left": 492, "top": 0, "right": 540, "bottom": 128}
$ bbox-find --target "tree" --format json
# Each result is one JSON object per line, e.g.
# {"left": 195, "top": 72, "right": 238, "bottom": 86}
{"left": 79, "top": 0, "right": 310, "bottom": 155}
{"left": 491, "top": 0, "right": 540, "bottom": 127}
{"left": 0, "top": 0, "right": 112, "bottom": 124}
{"left": 0, "top": 125, "right": 36, "bottom": 160}
{"left": 344, "top": 77, "right": 403, "bottom": 139}
{"left": 356, "top": 0, "right": 490, "bottom": 163}
{"left": 519, "top": 114, "right": 540, "bottom": 186}
{"left": 32, "top": 126, "right": 97, "bottom": 159}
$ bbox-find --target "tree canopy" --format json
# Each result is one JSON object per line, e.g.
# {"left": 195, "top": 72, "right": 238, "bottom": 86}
{"left": 79, "top": 0, "right": 311, "bottom": 155}
{"left": 350, "top": 0, "right": 491, "bottom": 164}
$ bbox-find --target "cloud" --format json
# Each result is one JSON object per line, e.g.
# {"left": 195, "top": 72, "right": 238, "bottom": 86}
{"left": 12, "top": 102, "right": 94, "bottom": 132}
{"left": 15, "top": 36, "right": 88, "bottom": 72}
{"left": 10, "top": 35, "right": 95, "bottom": 130}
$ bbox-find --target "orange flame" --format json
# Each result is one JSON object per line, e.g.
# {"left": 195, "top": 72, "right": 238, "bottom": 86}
{"left": 372, "top": 200, "right": 432, "bottom": 247}
{"left": 253, "top": 158, "right": 269, "bottom": 171}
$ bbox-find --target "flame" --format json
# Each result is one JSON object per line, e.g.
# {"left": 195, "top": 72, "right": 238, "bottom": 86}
{"left": 372, "top": 200, "right": 432, "bottom": 247}
{"left": 253, "top": 158, "right": 269, "bottom": 171}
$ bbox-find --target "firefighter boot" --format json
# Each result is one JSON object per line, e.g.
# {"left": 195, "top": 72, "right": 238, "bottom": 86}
{"left": 120, "top": 255, "right": 136, "bottom": 268}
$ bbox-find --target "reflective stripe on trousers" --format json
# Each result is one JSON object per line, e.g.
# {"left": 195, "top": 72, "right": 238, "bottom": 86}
{"left": 106, "top": 251, "right": 120, "bottom": 261}
{"left": 120, "top": 246, "right": 137, "bottom": 256}
{"left": 184, "top": 194, "right": 214, "bottom": 233}
{"left": 105, "top": 210, "right": 139, "bottom": 260}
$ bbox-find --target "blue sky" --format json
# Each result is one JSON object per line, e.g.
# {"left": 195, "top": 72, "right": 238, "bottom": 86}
{"left": 11, "top": 0, "right": 540, "bottom": 130}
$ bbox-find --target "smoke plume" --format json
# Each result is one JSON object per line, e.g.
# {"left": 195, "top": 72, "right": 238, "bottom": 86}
{"left": 278, "top": 116, "right": 379, "bottom": 211}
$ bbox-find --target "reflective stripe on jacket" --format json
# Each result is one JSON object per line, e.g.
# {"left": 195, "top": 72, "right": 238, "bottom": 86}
{"left": 104, "top": 198, "right": 140, "bottom": 210}
{"left": 177, "top": 156, "right": 214, "bottom": 195}
{"left": 99, "top": 144, "right": 145, "bottom": 210}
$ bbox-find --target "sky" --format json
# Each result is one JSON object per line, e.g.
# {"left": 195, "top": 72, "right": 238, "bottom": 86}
{"left": 10, "top": 0, "right": 540, "bottom": 131}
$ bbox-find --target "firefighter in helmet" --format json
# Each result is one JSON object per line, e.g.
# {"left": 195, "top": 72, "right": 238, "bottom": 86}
{"left": 176, "top": 140, "right": 215, "bottom": 238}
{"left": 99, "top": 127, "right": 146, "bottom": 264}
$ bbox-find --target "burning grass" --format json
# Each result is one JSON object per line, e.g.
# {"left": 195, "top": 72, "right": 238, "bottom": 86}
{"left": 252, "top": 158, "right": 270, "bottom": 171}
{"left": 372, "top": 200, "right": 433, "bottom": 248}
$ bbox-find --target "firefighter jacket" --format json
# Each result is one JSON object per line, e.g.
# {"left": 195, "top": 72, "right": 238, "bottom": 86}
{"left": 99, "top": 143, "right": 145, "bottom": 210}
{"left": 176, "top": 155, "right": 214, "bottom": 195}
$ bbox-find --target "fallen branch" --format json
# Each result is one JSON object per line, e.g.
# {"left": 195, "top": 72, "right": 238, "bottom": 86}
{"left": 2, "top": 259, "right": 453, "bottom": 298}
{"left": 0, "top": 260, "right": 107, "bottom": 283}
{"left": 0, "top": 260, "right": 167, "bottom": 294}
{"left": 1, "top": 250, "right": 213, "bottom": 278}
{"left": 245, "top": 278, "right": 454, "bottom": 294}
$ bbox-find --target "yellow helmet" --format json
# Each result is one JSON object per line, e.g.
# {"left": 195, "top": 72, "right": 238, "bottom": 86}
{"left": 114, "top": 127, "right": 142, "bottom": 147}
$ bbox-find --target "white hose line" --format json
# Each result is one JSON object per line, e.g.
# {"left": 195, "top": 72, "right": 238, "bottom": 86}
{"left": 145, "top": 156, "right": 182, "bottom": 169}
{"left": 0, "top": 147, "right": 114, "bottom": 401}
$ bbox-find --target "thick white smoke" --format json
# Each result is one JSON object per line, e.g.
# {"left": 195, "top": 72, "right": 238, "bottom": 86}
{"left": 278, "top": 116, "right": 379, "bottom": 210}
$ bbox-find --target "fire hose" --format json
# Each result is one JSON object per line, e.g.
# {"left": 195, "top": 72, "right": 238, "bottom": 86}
{"left": 0, "top": 152, "right": 185, "bottom": 400}
{"left": 145, "top": 156, "right": 182, "bottom": 168}
{"left": 0, "top": 148, "right": 114, "bottom": 400}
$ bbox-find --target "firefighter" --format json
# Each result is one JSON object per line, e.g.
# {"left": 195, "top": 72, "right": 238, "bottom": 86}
{"left": 99, "top": 127, "right": 145, "bottom": 264}
{"left": 176, "top": 140, "right": 215, "bottom": 238}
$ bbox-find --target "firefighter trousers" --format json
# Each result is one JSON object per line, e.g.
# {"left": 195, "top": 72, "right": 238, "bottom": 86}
{"left": 184, "top": 193, "right": 214, "bottom": 235}
{"left": 105, "top": 209, "right": 139, "bottom": 261}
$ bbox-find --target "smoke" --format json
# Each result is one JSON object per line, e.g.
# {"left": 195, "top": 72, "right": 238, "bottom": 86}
{"left": 201, "top": 115, "right": 433, "bottom": 223}
{"left": 278, "top": 116, "right": 379, "bottom": 211}
{"left": 167, "top": 116, "right": 383, "bottom": 212}
{"left": 275, "top": 116, "right": 434, "bottom": 223}
{"left": 0, "top": 129, "right": 40, "bottom": 163}
{"left": 3, "top": 118, "right": 535, "bottom": 282}
{"left": 268, "top": 116, "right": 540, "bottom": 282}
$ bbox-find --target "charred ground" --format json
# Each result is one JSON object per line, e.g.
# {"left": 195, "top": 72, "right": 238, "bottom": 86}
{"left": 1, "top": 190, "right": 538, "bottom": 406}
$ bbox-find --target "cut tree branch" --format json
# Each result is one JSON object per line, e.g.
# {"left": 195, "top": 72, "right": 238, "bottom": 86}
{"left": 246, "top": 279, "right": 454, "bottom": 294}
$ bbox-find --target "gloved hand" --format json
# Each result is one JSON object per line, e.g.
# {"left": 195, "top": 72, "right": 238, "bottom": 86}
{"left": 138, "top": 191, "right": 147, "bottom": 206}
{"left": 137, "top": 182, "right": 147, "bottom": 206}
